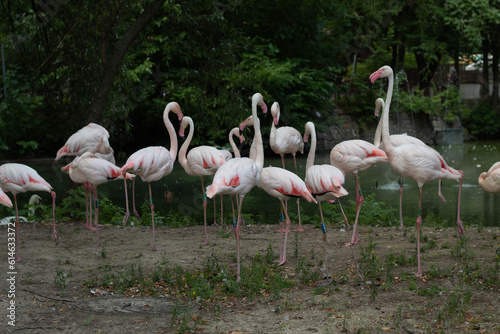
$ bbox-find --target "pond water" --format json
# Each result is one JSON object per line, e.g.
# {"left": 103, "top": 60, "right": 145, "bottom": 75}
{"left": 1, "top": 141, "right": 500, "bottom": 227}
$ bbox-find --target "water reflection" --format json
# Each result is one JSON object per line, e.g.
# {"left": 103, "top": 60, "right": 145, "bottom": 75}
{"left": 1, "top": 141, "right": 499, "bottom": 227}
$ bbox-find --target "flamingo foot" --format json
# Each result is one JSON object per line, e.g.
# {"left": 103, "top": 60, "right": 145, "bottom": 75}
{"left": 413, "top": 271, "right": 422, "bottom": 277}
{"left": 151, "top": 246, "right": 162, "bottom": 251}
{"left": 293, "top": 226, "right": 304, "bottom": 232}
{"left": 53, "top": 232, "right": 59, "bottom": 245}
{"left": 439, "top": 194, "right": 447, "bottom": 204}
{"left": 278, "top": 258, "right": 286, "bottom": 266}
{"left": 344, "top": 239, "right": 359, "bottom": 247}
{"left": 15, "top": 258, "right": 22, "bottom": 263}
{"left": 457, "top": 220, "right": 465, "bottom": 236}
{"left": 86, "top": 226, "right": 101, "bottom": 231}
{"left": 91, "top": 242, "right": 101, "bottom": 248}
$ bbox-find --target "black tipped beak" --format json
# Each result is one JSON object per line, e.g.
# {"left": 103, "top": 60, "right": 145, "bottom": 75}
{"left": 239, "top": 129, "right": 243, "bottom": 136}
{"left": 368, "top": 79, "right": 374, "bottom": 88}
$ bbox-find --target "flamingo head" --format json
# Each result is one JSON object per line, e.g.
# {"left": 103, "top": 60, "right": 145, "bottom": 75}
{"left": 303, "top": 121, "right": 314, "bottom": 143}
{"left": 252, "top": 92, "right": 267, "bottom": 115}
{"left": 179, "top": 116, "right": 191, "bottom": 138}
{"left": 374, "top": 98, "right": 384, "bottom": 117}
{"left": 271, "top": 101, "right": 280, "bottom": 126}
{"left": 369, "top": 65, "right": 393, "bottom": 86}
{"left": 166, "top": 101, "right": 184, "bottom": 122}
{"left": 239, "top": 115, "right": 254, "bottom": 132}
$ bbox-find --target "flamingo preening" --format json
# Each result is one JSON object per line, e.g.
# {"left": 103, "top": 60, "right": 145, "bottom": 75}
{"left": 269, "top": 102, "right": 306, "bottom": 231}
{"left": 62, "top": 152, "right": 132, "bottom": 246}
{"left": 370, "top": 65, "right": 464, "bottom": 277}
{"left": 330, "top": 139, "right": 388, "bottom": 246}
{"left": 178, "top": 115, "right": 227, "bottom": 245}
{"left": 0, "top": 163, "right": 57, "bottom": 262}
{"left": 121, "top": 101, "right": 184, "bottom": 251}
{"left": 56, "top": 123, "right": 118, "bottom": 229}
{"left": 303, "top": 122, "right": 350, "bottom": 280}
{"left": 478, "top": 162, "right": 500, "bottom": 193}
{"left": 373, "top": 98, "right": 447, "bottom": 229}
{"left": 206, "top": 93, "right": 267, "bottom": 282}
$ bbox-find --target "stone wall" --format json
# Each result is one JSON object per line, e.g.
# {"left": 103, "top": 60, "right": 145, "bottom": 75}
{"left": 316, "top": 112, "right": 464, "bottom": 151}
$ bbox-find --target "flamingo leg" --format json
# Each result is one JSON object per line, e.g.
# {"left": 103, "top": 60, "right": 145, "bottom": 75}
{"left": 292, "top": 154, "right": 304, "bottom": 232}
{"left": 277, "top": 211, "right": 285, "bottom": 263}
{"left": 200, "top": 177, "right": 209, "bottom": 245}
{"left": 213, "top": 197, "right": 218, "bottom": 226}
{"left": 399, "top": 178, "right": 404, "bottom": 229}
{"left": 415, "top": 185, "right": 423, "bottom": 277}
{"left": 438, "top": 179, "right": 446, "bottom": 204}
{"left": 230, "top": 195, "right": 237, "bottom": 228}
{"left": 132, "top": 177, "right": 141, "bottom": 222}
{"left": 14, "top": 195, "right": 21, "bottom": 263}
{"left": 338, "top": 199, "right": 363, "bottom": 279}
{"left": 220, "top": 194, "right": 224, "bottom": 226}
{"left": 318, "top": 201, "right": 329, "bottom": 279}
{"left": 235, "top": 195, "right": 245, "bottom": 282}
{"left": 148, "top": 182, "right": 161, "bottom": 251}
{"left": 456, "top": 171, "right": 464, "bottom": 235}
{"left": 92, "top": 186, "right": 101, "bottom": 247}
{"left": 345, "top": 172, "right": 363, "bottom": 246}
{"left": 279, "top": 199, "right": 291, "bottom": 265}
{"left": 50, "top": 191, "right": 58, "bottom": 244}
{"left": 122, "top": 174, "right": 130, "bottom": 226}
{"left": 84, "top": 183, "right": 90, "bottom": 229}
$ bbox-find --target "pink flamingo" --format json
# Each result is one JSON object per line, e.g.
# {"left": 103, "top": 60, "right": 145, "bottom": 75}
{"left": 62, "top": 152, "right": 132, "bottom": 246}
{"left": 269, "top": 102, "right": 306, "bottom": 231}
{"left": 478, "top": 162, "right": 500, "bottom": 193}
{"left": 373, "top": 98, "right": 447, "bottom": 229}
{"left": 330, "top": 139, "right": 388, "bottom": 246}
{"left": 222, "top": 128, "right": 245, "bottom": 227}
{"left": 178, "top": 115, "right": 227, "bottom": 245}
{"left": 55, "top": 123, "right": 121, "bottom": 229}
{"left": 370, "top": 65, "right": 464, "bottom": 277}
{"left": 257, "top": 166, "right": 316, "bottom": 265}
{"left": 0, "top": 187, "right": 13, "bottom": 207}
{"left": 303, "top": 121, "right": 349, "bottom": 279}
{"left": 0, "top": 163, "right": 57, "bottom": 262}
{"left": 121, "top": 102, "right": 184, "bottom": 251}
{"left": 206, "top": 93, "right": 267, "bottom": 282}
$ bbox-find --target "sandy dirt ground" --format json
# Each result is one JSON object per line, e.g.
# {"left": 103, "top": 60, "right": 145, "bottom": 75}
{"left": 1, "top": 221, "right": 499, "bottom": 333}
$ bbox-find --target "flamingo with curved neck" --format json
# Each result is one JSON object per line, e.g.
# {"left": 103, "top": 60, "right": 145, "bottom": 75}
{"left": 370, "top": 65, "right": 464, "bottom": 277}
{"left": 178, "top": 115, "right": 227, "bottom": 245}
{"left": 121, "top": 101, "right": 184, "bottom": 251}
{"left": 478, "top": 162, "right": 500, "bottom": 193}
{"left": 373, "top": 98, "right": 448, "bottom": 229}
{"left": 206, "top": 93, "right": 267, "bottom": 282}
{"left": 303, "top": 121, "right": 353, "bottom": 280}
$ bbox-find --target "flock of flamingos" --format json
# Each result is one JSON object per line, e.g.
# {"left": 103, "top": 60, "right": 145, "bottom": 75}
{"left": 2, "top": 65, "right": 500, "bottom": 282}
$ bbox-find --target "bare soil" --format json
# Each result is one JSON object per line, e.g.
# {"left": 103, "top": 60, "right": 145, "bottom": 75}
{"left": 1, "top": 221, "right": 499, "bottom": 333}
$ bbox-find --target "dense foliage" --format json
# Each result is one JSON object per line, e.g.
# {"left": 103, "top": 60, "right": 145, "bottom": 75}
{"left": 0, "top": 0, "right": 499, "bottom": 159}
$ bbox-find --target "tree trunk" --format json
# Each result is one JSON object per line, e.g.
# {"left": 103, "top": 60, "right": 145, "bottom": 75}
{"left": 87, "top": 0, "right": 166, "bottom": 123}
{"left": 415, "top": 52, "right": 442, "bottom": 96}
{"left": 491, "top": 34, "right": 500, "bottom": 113}
{"left": 480, "top": 34, "right": 490, "bottom": 100}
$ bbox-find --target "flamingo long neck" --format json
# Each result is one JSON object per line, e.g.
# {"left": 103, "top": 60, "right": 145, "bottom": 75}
{"left": 178, "top": 118, "right": 194, "bottom": 169}
{"left": 164, "top": 106, "right": 179, "bottom": 160}
{"left": 229, "top": 129, "right": 241, "bottom": 158}
{"left": 374, "top": 118, "right": 382, "bottom": 148}
{"left": 381, "top": 71, "right": 394, "bottom": 155}
{"left": 270, "top": 118, "right": 277, "bottom": 148}
{"left": 251, "top": 102, "right": 264, "bottom": 171}
{"left": 305, "top": 123, "right": 316, "bottom": 172}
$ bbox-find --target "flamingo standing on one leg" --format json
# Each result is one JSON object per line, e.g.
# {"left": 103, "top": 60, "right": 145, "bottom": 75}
{"left": 62, "top": 152, "right": 132, "bottom": 246}
{"left": 178, "top": 116, "right": 227, "bottom": 245}
{"left": 225, "top": 128, "right": 245, "bottom": 227}
{"left": 257, "top": 167, "right": 316, "bottom": 265}
{"left": 0, "top": 163, "right": 57, "bottom": 262}
{"left": 478, "top": 162, "right": 500, "bottom": 193}
{"left": 206, "top": 93, "right": 267, "bottom": 282}
{"left": 121, "top": 101, "right": 184, "bottom": 251}
{"left": 330, "top": 139, "right": 388, "bottom": 246}
{"left": 370, "top": 65, "right": 464, "bottom": 277}
{"left": 373, "top": 98, "right": 447, "bottom": 229}
{"left": 269, "top": 102, "right": 305, "bottom": 231}
{"left": 303, "top": 122, "right": 349, "bottom": 280}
